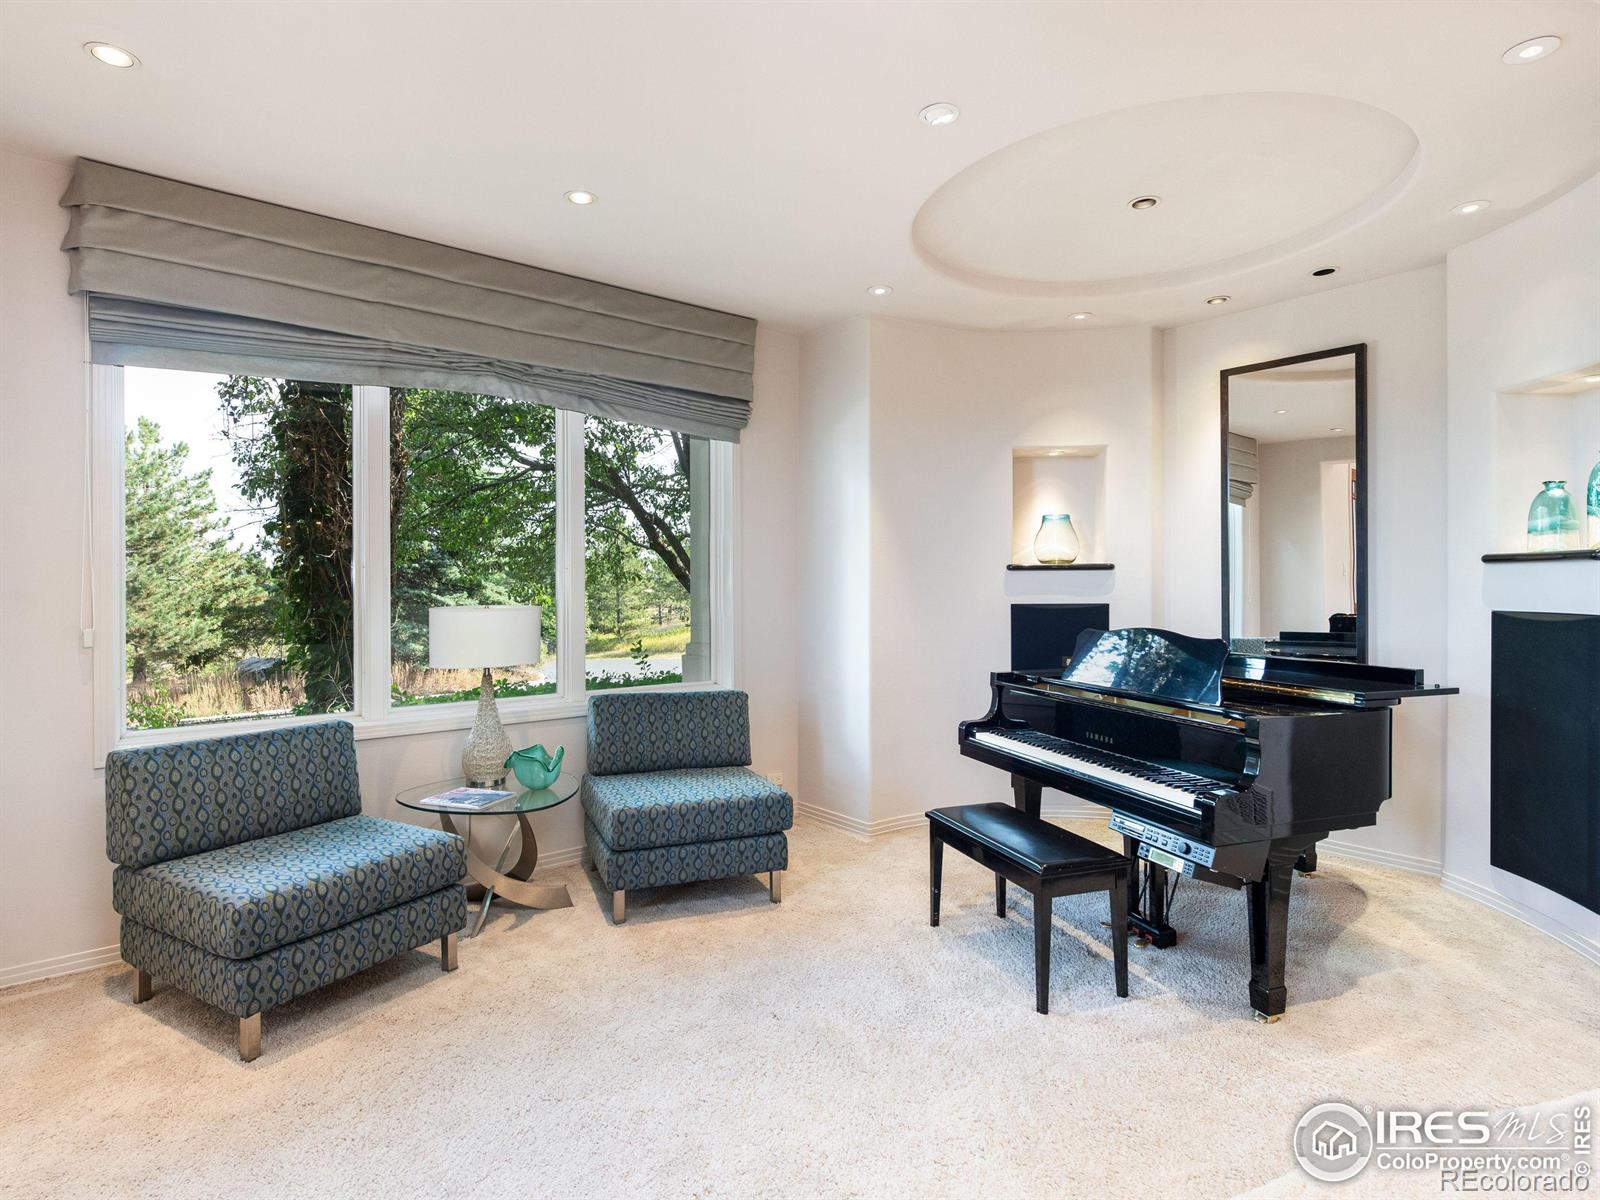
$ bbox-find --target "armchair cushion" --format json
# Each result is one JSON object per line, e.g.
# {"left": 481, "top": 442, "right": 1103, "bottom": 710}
{"left": 112, "top": 815, "right": 464, "bottom": 960}
{"left": 585, "top": 690, "right": 751, "bottom": 776}
{"left": 581, "top": 766, "right": 792, "bottom": 851}
{"left": 105, "top": 721, "right": 361, "bottom": 869}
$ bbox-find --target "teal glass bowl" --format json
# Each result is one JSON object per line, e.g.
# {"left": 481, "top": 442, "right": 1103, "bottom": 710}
{"left": 505, "top": 744, "right": 565, "bottom": 791}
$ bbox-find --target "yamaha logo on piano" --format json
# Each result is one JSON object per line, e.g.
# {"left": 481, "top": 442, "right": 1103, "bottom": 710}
{"left": 1085, "top": 730, "right": 1115, "bottom": 746}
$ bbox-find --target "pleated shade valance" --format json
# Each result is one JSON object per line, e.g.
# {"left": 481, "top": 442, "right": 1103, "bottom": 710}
{"left": 61, "top": 160, "right": 755, "bottom": 440}
{"left": 1228, "top": 432, "right": 1259, "bottom": 504}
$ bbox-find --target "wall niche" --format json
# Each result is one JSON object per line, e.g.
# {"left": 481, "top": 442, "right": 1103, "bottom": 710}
{"left": 1010, "top": 445, "right": 1110, "bottom": 569}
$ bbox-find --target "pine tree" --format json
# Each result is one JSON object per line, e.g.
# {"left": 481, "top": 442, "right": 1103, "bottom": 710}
{"left": 124, "top": 417, "right": 267, "bottom": 684}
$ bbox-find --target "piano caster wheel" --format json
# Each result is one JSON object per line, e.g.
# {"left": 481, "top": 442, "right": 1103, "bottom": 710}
{"left": 1253, "top": 1010, "right": 1281, "bottom": 1024}
{"left": 1134, "top": 936, "right": 1150, "bottom": 949}
{"left": 1298, "top": 871, "right": 1317, "bottom": 878}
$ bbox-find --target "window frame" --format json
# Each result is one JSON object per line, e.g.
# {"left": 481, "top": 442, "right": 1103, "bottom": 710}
{"left": 91, "top": 366, "right": 737, "bottom": 762}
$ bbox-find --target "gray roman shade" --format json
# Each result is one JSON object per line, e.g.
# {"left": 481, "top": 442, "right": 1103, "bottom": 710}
{"left": 1228, "top": 432, "right": 1259, "bottom": 504}
{"left": 61, "top": 160, "right": 755, "bottom": 441}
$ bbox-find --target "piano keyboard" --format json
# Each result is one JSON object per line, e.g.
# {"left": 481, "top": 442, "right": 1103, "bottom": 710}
{"left": 969, "top": 728, "right": 1229, "bottom": 811}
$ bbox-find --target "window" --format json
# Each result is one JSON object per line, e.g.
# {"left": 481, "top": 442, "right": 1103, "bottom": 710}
{"left": 121, "top": 368, "right": 354, "bottom": 730}
{"left": 389, "top": 389, "right": 558, "bottom": 706}
{"left": 584, "top": 417, "right": 712, "bottom": 688}
{"left": 96, "top": 365, "right": 733, "bottom": 750}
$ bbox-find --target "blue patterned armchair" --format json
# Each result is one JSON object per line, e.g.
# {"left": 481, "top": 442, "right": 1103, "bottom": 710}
{"left": 582, "top": 690, "right": 792, "bottom": 923}
{"left": 105, "top": 721, "right": 466, "bottom": 1060}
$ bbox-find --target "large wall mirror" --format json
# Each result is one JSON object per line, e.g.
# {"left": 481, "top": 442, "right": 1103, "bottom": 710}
{"left": 1221, "top": 344, "right": 1367, "bottom": 661}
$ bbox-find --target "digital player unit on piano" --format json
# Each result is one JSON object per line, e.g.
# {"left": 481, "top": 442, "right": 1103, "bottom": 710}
{"left": 958, "top": 626, "right": 1455, "bottom": 1021}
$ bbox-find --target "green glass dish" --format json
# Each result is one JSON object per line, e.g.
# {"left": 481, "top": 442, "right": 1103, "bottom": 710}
{"left": 505, "top": 744, "right": 565, "bottom": 790}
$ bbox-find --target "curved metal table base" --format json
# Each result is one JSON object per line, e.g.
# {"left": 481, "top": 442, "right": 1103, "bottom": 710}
{"left": 438, "top": 811, "right": 573, "bottom": 937}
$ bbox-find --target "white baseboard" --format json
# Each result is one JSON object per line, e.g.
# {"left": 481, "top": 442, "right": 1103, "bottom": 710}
{"left": 0, "top": 943, "right": 123, "bottom": 990}
{"left": 1441, "top": 872, "right": 1600, "bottom": 967}
{"left": 795, "top": 802, "right": 924, "bottom": 839}
{"left": 1041, "top": 804, "right": 1107, "bottom": 822}
{"left": 1319, "top": 839, "right": 1441, "bottom": 876}
{"left": 536, "top": 843, "right": 588, "bottom": 870}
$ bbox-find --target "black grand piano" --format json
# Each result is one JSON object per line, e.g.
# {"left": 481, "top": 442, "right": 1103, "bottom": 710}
{"left": 958, "top": 626, "right": 1454, "bottom": 1021}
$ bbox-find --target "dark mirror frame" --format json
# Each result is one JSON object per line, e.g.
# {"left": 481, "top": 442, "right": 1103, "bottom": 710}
{"left": 1219, "top": 343, "right": 1369, "bottom": 663}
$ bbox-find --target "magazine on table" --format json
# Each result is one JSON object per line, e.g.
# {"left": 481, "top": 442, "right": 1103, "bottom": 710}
{"left": 425, "top": 787, "right": 515, "bottom": 811}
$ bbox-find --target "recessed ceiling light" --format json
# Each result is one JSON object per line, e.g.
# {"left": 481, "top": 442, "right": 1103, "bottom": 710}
{"left": 1205, "top": 295, "right": 1230, "bottom": 306}
{"left": 564, "top": 190, "right": 596, "bottom": 206}
{"left": 1274, "top": 408, "right": 1288, "bottom": 415}
{"left": 1453, "top": 200, "right": 1491, "bottom": 216}
{"left": 866, "top": 284, "right": 893, "bottom": 297}
{"left": 919, "top": 102, "right": 960, "bottom": 127}
{"left": 1584, "top": 374, "right": 1600, "bottom": 384}
{"left": 1503, "top": 36, "right": 1561, "bottom": 64}
{"left": 1129, "top": 196, "right": 1160, "bottom": 210}
{"left": 1330, "top": 427, "right": 1346, "bottom": 433}
{"left": 1068, "top": 311, "right": 1093, "bottom": 320}
{"left": 84, "top": 41, "right": 138, "bottom": 68}
{"left": 1311, "top": 266, "right": 1338, "bottom": 278}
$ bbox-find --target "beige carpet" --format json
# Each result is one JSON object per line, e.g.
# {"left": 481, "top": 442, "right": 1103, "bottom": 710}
{"left": 2, "top": 818, "right": 1596, "bottom": 1200}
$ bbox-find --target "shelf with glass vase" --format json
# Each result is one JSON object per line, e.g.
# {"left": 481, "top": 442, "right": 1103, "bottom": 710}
{"left": 1486, "top": 367, "right": 1600, "bottom": 563}
{"left": 1010, "top": 446, "right": 1113, "bottom": 571}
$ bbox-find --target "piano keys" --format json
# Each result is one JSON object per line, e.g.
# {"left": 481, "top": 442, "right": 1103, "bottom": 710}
{"left": 958, "top": 626, "right": 1455, "bottom": 1021}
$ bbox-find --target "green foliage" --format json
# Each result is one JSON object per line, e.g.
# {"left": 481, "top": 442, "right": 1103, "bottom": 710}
{"left": 126, "top": 692, "right": 187, "bottom": 731}
{"left": 124, "top": 417, "right": 269, "bottom": 683}
{"left": 389, "top": 388, "right": 558, "bottom": 664}
{"left": 219, "top": 378, "right": 355, "bottom": 711}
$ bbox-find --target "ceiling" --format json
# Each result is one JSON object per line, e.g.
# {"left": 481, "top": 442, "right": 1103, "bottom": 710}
{"left": 1230, "top": 365, "right": 1357, "bottom": 443}
{"left": 1, "top": 1, "right": 1596, "bottom": 334}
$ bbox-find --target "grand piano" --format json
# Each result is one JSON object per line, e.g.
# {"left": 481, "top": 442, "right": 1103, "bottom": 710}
{"left": 958, "top": 627, "right": 1455, "bottom": 1021}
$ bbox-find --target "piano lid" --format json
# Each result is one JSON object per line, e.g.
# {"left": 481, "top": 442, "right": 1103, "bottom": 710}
{"left": 1062, "top": 627, "right": 1229, "bottom": 707}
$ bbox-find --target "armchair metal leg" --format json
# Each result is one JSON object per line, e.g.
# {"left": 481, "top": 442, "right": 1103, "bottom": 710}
{"left": 769, "top": 870, "right": 783, "bottom": 903}
{"left": 440, "top": 931, "right": 459, "bottom": 972}
{"left": 239, "top": 1013, "right": 262, "bottom": 1062}
{"left": 133, "top": 968, "right": 152, "bottom": 1004}
{"left": 612, "top": 890, "right": 626, "bottom": 924}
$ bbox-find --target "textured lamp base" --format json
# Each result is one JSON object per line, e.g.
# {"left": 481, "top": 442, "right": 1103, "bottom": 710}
{"left": 461, "top": 668, "right": 514, "bottom": 785}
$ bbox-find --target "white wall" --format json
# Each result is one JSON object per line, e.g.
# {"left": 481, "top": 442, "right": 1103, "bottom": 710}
{"left": 797, "top": 319, "right": 873, "bottom": 826}
{"left": 0, "top": 148, "right": 801, "bottom": 985}
{"left": 795, "top": 317, "right": 1159, "bottom": 829}
{"left": 1443, "top": 173, "right": 1600, "bottom": 960}
{"left": 867, "top": 320, "right": 1159, "bottom": 825}
{"left": 1255, "top": 434, "right": 1356, "bottom": 637}
{"left": 1161, "top": 266, "right": 1449, "bottom": 872}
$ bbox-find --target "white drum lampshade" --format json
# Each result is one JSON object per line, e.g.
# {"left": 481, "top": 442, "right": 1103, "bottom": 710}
{"left": 427, "top": 605, "right": 541, "bottom": 785}
{"left": 427, "top": 604, "right": 540, "bottom": 669}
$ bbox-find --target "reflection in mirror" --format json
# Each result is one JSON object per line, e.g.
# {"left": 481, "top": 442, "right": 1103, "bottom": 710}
{"left": 1222, "top": 346, "right": 1366, "bottom": 661}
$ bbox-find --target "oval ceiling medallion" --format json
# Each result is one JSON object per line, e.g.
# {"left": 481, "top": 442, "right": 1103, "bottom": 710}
{"left": 912, "top": 93, "right": 1418, "bottom": 296}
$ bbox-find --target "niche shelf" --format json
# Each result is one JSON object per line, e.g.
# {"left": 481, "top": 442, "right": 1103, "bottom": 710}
{"left": 1005, "top": 563, "right": 1115, "bottom": 571}
{"left": 1488, "top": 365, "right": 1599, "bottom": 559}
{"left": 1011, "top": 445, "right": 1109, "bottom": 570}
{"left": 1482, "top": 549, "right": 1599, "bottom": 563}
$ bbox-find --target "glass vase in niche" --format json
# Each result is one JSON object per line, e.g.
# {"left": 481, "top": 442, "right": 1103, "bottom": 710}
{"left": 1587, "top": 452, "right": 1600, "bottom": 550}
{"left": 1033, "top": 514, "right": 1082, "bottom": 565}
{"left": 1526, "top": 480, "right": 1579, "bottom": 552}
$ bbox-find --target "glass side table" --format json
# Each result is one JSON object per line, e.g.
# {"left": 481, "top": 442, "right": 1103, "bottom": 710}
{"left": 395, "top": 773, "right": 578, "bottom": 937}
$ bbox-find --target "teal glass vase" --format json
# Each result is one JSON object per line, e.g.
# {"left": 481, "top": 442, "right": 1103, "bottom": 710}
{"left": 1526, "top": 480, "right": 1579, "bottom": 552}
{"left": 1033, "top": 513, "right": 1081, "bottom": 565}
{"left": 505, "top": 743, "right": 564, "bottom": 790}
{"left": 1587, "top": 453, "right": 1600, "bottom": 550}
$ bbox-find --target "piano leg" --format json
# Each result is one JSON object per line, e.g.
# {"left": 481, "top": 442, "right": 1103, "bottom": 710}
{"left": 1122, "top": 838, "right": 1178, "bottom": 949}
{"left": 1247, "top": 838, "right": 1315, "bottom": 1021}
{"left": 1011, "top": 774, "right": 1041, "bottom": 819}
{"left": 929, "top": 826, "right": 943, "bottom": 927}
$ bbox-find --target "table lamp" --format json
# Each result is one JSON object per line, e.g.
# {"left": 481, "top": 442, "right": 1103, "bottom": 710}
{"left": 428, "top": 604, "right": 540, "bottom": 785}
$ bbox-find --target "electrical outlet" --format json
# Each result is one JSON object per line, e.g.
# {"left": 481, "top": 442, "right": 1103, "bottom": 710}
{"left": 765, "top": 771, "right": 783, "bottom": 786}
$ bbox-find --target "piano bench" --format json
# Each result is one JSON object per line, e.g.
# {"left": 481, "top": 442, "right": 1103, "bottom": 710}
{"left": 926, "top": 803, "right": 1130, "bottom": 1014}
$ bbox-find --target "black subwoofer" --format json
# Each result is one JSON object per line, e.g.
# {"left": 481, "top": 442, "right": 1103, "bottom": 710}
{"left": 1490, "top": 611, "right": 1600, "bottom": 913}
{"left": 1010, "top": 603, "right": 1110, "bottom": 672}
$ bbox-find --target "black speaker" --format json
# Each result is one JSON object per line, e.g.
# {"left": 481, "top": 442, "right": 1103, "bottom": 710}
{"left": 1010, "top": 604, "right": 1110, "bottom": 672}
{"left": 1490, "top": 611, "right": 1600, "bottom": 914}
